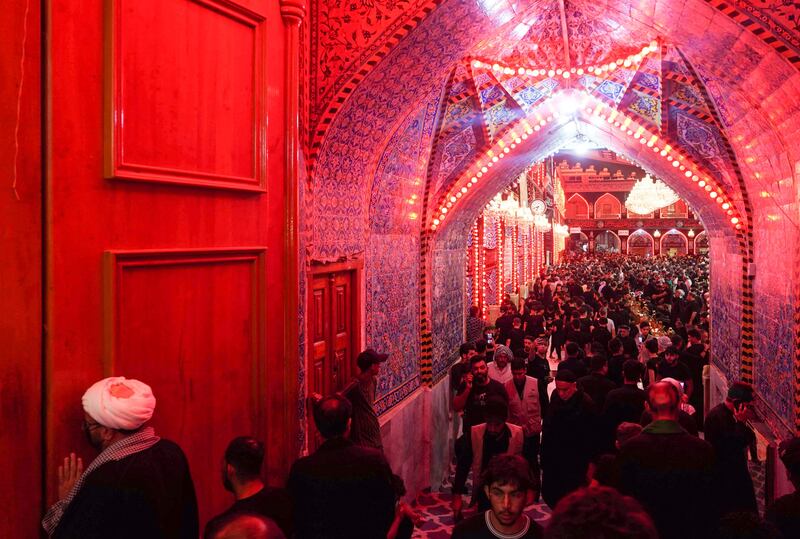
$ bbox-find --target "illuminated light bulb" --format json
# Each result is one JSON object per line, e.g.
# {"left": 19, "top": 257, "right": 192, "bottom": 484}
{"left": 570, "top": 67, "right": 576, "bottom": 73}
{"left": 586, "top": 107, "right": 594, "bottom": 114}
{"left": 433, "top": 218, "right": 440, "bottom": 225}
{"left": 514, "top": 138, "right": 521, "bottom": 144}
{"left": 562, "top": 71, "right": 570, "bottom": 79}
{"left": 517, "top": 67, "right": 525, "bottom": 75}
{"left": 709, "top": 191, "right": 717, "bottom": 199}
{"left": 548, "top": 70, "right": 555, "bottom": 77}
{"left": 532, "top": 69, "right": 540, "bottom": 77}
{"left": 726, "top": 209, "right": 733, "bottom": 215}
{"left": 616, "top": 59, "right": 623, "bottom": 66}
{"left": 471, "top": 177, "right": 478, "bottom": 184}
{"left": 646, "top": 140, "right": 654, "bottom": 147}
{"left": 407, "top": 199, "right": 415, "bottom": 205}
{"left": 639, "top": 137, "right": 646, "bottom": 144}
{"left": 735, "top": 223, "right": 742, "bottom": 230}
{"left": 730, "top": 217, "right": 739, "bottom": 224}
{"left": 614, "top": 122, "right": 622, "bottom": 127}
{"left": 672, "top": 161, "right": 679, "bottom": 167}
{"left": 498, "top": 152, "right": 505, "bottom": 158}
{"left": 476, "top": 172, "right": 482, "bottom": 178}
{"left": 692, "top": 175, "right": 699, "bottom": 181}
{"left": 633, "top": 54, "right": 642, "bottom": 63}
{"left": 623, "top": 59, "right": 632, "bottom": 67}
{"left": 481, "top": 166, "right": 488, "bottom": 173}
{"left": 492, "top": 63, "right": 500, "bottom": 71}
{"left": 503, "top": 147, "right": 510, "bottom": 153}
{"left": 456, "top": 192, "right": 462, "bottom": 198}
{"left": 547, "top": 115, "right": 554, "bottom": 122}
{"left": 510, "top": 143, "right": 516, "bottom": 149}
{"left": 522, "top": 133, "right": 528, "bottom": 139}
{"left": 505, "top": 67, "right": 514, "bottom": 75}
{"left": 538, "top": 120, "right": 546, "bottom": 127}
{"left": 577, "top": 68, "right": 584, "bottom": 75}
{"left": 461, "top": 187, "right": 468, "bottom": 193}
{"left": 450, "top": 196, "right": 457, "bottom": 203}
{"left": 487, "top": 161, "right": 493, "bottom": 167}
{"left": 534, "top": 125, "right": 540, "bottom": 131}
{"left": 556, "top": 68, "right": 563, "bottom": 75}
{"left": 633, "top": 132, "right": 641, "bottom": 139}
{"left": 441, "top": 207, "right": 448, "bottom": 213}
{"left": 704, "top": 184, "right": 712, "bottom": 191}
{"left": 627, "top": 130, "right": 634, "bottom": 136}
{"left": 652, "top": 146, "right": 660, "bottom": 152}
{"left": 446, "top": 202, "right": 452, "bottom": 208}
{"left": 679, "top": 165, "right": 686, "bottom": 171}
{"left": 660, "top": 150, "right": 668, "bottom": 156}
{"left": 685, "top": 170, "right": 692, "bottom": 177}
{"left": 409, "top": 212, "right": 418, "bottom": 220}
{"left": 716, "top": 197, "right": 723, "bottom": 204}
{"left": 588, "top": 66, "right": 595, "bottom": 73}
{"left": 722, "top": 203, "right": 730, "bottom": 210}
{"left": 698, "top": 180, "right": 706, "bottom": 187}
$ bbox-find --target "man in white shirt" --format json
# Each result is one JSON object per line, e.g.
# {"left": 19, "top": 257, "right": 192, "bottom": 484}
{"left": 487, "top": 345, "right": 513, "bottom": 384}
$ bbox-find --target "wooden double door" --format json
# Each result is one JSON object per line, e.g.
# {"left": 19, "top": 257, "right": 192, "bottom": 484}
{"left": 307, "top": 264, "right": 361, "bottom": 450}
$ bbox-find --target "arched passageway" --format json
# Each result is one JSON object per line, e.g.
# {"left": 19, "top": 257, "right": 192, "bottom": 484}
{"left": 305, "top": 0, "right": 800, "bottom": 511}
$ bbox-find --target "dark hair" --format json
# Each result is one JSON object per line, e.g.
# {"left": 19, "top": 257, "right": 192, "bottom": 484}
{"left": 570, "top": 319, "right": 581, "bottom": 331}
{"left": 546, "top": 486, "right": 657, "bottom": 539}
{"left": 623, "top": 360, "right": 642, "bottom": 382}
{"left": 484, "top": 396, "right": 509, "bottom": 423}
{"left": 670, "top": 335, "right": 684, "bottom": 349}
{"left": 644, "top": 338, "right": 659, "bottom": 354}
{"left": 312, "top": 395, "right": 352, "bottom": 439}
{"left": 481, "top": 454, "right": 534, "bottom": 492}
{"left": 687, "top": 329, "right": 702, "bottom": 341}
{"left": 590, "top": 355, "right": 607, "bottom": 372}
{"left": 639, "top": 321, "right": 650, "bottom": 329}
{"left": 513, "top": 316, "right": 522, "bottom": 325}
{"left": 475, "top": 340, "right": 487, "bottom": 353}
{"left": 470, "top": 354, "right": 487, "bottom": 368}
{"left": 664, "top": 346, "right": 680, "bottom": 357}
{"left": 224, "top": 436, "right": 264, "bottom": 480}
{"left": 511, "top": 358, "right": 527, "bottom": 371}
{"left": 565, "top": 342, "right": 580, "bottom": 357}
{"left": 608, "top": 338, "right": 622, "bottom": 353}
{"left": 459, "top": 342, "right": 476, "bottom": 356}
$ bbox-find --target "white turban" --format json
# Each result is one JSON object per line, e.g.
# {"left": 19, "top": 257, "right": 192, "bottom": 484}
{"left": 82, "top": 377, "right": 156, "bottom": 430}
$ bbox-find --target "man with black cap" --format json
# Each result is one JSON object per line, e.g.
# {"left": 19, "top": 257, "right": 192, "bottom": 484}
{"left": 540, "top": 369, "right": 601, "bottom": 508}
{"left": 766, "top": 436, "right": 800, "bottom": 538}
{"left": 704, "top": 381, "right": 758, "bottom": 517}
{"left": 342, "top": 348, "right": 388, "bottom": 451}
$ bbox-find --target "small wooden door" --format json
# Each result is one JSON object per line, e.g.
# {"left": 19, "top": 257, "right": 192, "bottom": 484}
{"left": 307, "top": 263, "right": 360, "bottom": 450}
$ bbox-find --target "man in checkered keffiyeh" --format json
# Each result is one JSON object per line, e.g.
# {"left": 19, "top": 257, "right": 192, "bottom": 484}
{"left": 42, "top": 377, "right": 199, "bottom": 539}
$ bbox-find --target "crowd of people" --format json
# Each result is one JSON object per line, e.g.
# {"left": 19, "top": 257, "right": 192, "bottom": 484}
{"left": 451, "top": 253, "right": 799, "bottom": 538}
{"left": 42, "top": 254, "right": 800, "bottom": 539}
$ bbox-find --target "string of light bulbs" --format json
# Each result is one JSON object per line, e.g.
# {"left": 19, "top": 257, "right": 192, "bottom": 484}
{"left": 470, "top": 41, "right": 659, "bottom": 80}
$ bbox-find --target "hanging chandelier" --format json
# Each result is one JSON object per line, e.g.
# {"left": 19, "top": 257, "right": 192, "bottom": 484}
{"left": 625, "top": 174, "right": 679, "bottom": 215}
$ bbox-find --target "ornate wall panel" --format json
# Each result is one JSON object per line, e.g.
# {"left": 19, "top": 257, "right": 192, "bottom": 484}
{"left": 106, "top": 0, "right": 267, "bottom": 190}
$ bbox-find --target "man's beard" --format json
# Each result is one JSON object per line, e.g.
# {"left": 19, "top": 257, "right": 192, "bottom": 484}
{"left": 85, "top": 429, "right": 103, "bottom": 452}
{"left": 475, "top": 373, "right": 488, "bottom": 384}
{"left": 223, "top": 473, "right": 235, "bottom": 493}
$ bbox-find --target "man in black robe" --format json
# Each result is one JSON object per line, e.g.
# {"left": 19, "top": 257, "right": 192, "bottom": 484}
{"left": 617, "top": 381, "right": 715, "bottom": 539}
{"left": 288, "top": 394, "right": 396, "bottom": 539}
{"left": 205, "top": 436, "right": 292, "bottom": 538}
{"left": 540, "top": 369, "right": 601, "bottom": 508}
{"left": 43, "top": 376, "right": 198, "bottom": 539}
{"left": 704, "top": 381, "right": 758, "bottom": 518}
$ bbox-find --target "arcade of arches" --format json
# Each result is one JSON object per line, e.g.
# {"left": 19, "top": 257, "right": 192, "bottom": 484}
{"left": 4, "top": 0, "right": 800, "bottom": 535}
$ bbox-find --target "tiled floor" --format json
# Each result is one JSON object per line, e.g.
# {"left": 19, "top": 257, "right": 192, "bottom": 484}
{"left": 410, "top": 488, "right": 551, "bottom": 539}
{"left": 408, "top": 456, "right": 766, "bottom": 538}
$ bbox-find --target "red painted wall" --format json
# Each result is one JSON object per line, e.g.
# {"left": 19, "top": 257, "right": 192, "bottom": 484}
{"left": 0, "top": 1, "right": 42, "bottom": 535}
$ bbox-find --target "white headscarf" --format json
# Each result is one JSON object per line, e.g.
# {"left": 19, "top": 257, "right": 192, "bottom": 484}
{"left": 82, "top": 377, "right": 156, "bottom": 430}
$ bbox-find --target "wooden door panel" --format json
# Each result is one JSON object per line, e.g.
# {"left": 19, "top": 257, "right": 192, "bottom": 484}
{"left": 107, "top": 249, "right": 266, "bottom": 525}
{"left": 108, "top": 0, "right": 267, "bottom": 190}
{"left": 47, "top": 0, "right": 286, "bottom": 534}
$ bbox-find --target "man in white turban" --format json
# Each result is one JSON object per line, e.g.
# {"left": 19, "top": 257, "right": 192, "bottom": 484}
{"left": 43, "top": 377, "right": 198, "bottom": 539}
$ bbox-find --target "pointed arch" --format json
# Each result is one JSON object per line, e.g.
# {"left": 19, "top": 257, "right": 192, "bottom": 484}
{"left": 594, "top": 193, "right": 622, "bottom": 219}
{"left": 627, "top": 229, "right": 655, "bottom": 257}
{"left": 660, "top": 199, "right": 689, "bottom": 219}
{"left": 596, "top": 230, "right": 622, "bottom": 253}
{"left": 566, "top": 193, "right": 590, "bottom": 219}
{"left": 694, "top": 230, "right": 709, "bottom": 254}
{"left": 660, "top": 228, "right": 689, "bottom": 255}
